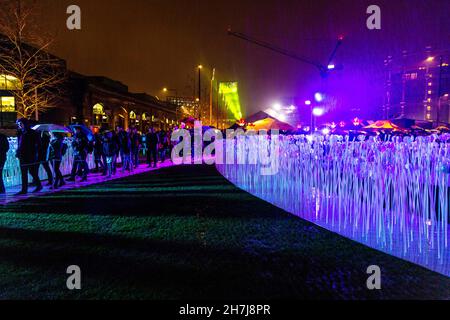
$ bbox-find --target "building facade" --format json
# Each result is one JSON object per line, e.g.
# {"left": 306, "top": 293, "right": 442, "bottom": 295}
{"left": 40, "top": 73, "right": 178, "bottom": 133}
{"left": 0, "top": 37, "right": 178, "bottom": 134}
{"left": 385, "top": 52, "right": 450, "bottom": 124}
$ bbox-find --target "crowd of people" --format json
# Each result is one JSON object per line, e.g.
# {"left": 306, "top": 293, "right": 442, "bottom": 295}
{"left": 0, "top": 118, "right": 173, "bottom": 195}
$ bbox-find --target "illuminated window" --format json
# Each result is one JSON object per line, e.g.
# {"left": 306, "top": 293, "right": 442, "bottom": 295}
{"left": 130, "top": 111, "right": 137, "bottom": 119}
{"left": 0, "top": 74, "right": 20, "bottom": 90}
{"left": 427, "top": 106, "right": 431, "bottom": 111}
{"left": 428, "top": 90, "right": 432, "bottom": 95}
{"left": 0, "top": 96, "right": 15, "bottom": 112}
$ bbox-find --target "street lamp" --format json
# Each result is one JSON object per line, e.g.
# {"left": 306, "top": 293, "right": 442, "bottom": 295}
{"left": 197, "top": 65, "right": 203, "bottom": 119}
{"left": 312, "top": 107, "right": 325, "bottom": 132}
{"left": 305, "top": 100, "right": 313, "bottom": 134}
{"left": 314, "top": 92, "right": 324, "bottom": 103}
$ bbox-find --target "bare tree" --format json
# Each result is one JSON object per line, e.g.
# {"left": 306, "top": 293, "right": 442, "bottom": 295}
{"left": 0, "top": 0, "right": 66, "bottom": 120}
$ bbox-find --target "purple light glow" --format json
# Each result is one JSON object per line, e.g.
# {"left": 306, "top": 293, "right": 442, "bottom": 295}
{"left": 217, "top": 135, "right": 450, "bottom": 277}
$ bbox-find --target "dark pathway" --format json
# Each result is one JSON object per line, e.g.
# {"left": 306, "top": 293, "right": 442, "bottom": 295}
{"left": 0, "top": 165, "right": 448, "bottom": 299}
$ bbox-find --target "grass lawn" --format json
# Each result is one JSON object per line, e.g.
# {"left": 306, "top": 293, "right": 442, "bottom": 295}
{"left": 0, "top": 165, "right": 449, "bottom": 300}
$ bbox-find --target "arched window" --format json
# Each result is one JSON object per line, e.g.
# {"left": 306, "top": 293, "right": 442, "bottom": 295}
{"left": 129, "top": 111, "right": 137, "bottom": 119}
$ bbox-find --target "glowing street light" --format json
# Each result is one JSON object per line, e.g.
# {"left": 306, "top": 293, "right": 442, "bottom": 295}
{"left": 305, "top": 100, "right": 312, "bottom": 106}
{"left": 312, "top": 107, "right": 325, "bottom": 117}
{"left": 314, "top": 92, "right": 324, "bottom": 103}
{"left": 426, "top": 57, "right": 434, "bottom": 63}
{"left": 327, "top": 64, "right": 336, "bottom": 70}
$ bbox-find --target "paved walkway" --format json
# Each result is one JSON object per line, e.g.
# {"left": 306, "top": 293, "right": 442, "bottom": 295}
{"left": 0, "top": 161, "right": 174, "bottom": 205}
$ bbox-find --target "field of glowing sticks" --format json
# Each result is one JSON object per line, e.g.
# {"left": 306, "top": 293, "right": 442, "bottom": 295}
{"left": 217, "top": 134, "right": 450, "bottom": 277}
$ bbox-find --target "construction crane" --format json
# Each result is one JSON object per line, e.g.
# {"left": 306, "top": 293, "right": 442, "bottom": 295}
{"left": 228, "top": 28, "right": 343, "bottom": 78}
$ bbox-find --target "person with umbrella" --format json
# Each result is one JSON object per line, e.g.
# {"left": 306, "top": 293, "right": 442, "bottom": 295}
{"left": 37, "top": 131, "right": 53, "bottom": 186}
{"left": 15, "top": 118, "right": 42, "bottom": 195}
{"left": 0, "top": 132, "right": 9, "bottom": 194}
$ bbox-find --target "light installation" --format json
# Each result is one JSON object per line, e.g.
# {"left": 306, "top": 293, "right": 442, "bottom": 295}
{"left": 217, "top": 134, "right": 450, "bottom": 277}
{"left": 219, "top": 82, "right": 243, "bottom": 120}
{"left": 2, "top": 138, "right": 96, "bottom": 188}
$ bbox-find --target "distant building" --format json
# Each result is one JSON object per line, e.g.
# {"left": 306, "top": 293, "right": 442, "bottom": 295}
{"left": 0, "top": 35, "right": 177, "bottom": 134}
{"left": 385, "top": 52, "right": 450, "bottom": 124}
{"left": 167, "top": 96, "right": 200, "bottom": 120}
{"left": 0, "top": 74, "right": 19, "bottom": 129}
{"left": 43, "top": 73, "right": 178, "bottom": 133}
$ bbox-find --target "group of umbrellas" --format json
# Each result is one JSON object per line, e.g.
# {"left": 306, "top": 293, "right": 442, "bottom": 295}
{"left": 32, "top": 124, "right": 94, "bottom": 141}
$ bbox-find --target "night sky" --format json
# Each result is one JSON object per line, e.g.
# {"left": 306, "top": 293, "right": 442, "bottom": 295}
{"left": 36, "top": 0, "right": 449, "bottom": 121}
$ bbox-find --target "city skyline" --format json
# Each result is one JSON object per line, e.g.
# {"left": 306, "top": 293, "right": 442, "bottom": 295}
{"left": 36, "top": 0, "right": 449, "bottom": 120}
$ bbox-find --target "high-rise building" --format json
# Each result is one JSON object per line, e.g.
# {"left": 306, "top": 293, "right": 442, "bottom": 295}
{"left": 387, "top": 52, "right": 450, "bottom": 124}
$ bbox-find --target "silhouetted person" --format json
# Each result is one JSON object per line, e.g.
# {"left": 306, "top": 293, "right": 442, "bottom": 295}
{"left": 15, "top": 118, "right": 42, "bottom": 195}
{"left": 146, "top": 128, "right": 159, "bottom": 168}
{"left": 38, "top": 131, "right": 53, "bottom": 186}
{"left": 47, "top": 132, "right": 66, "bottom": 189}
{"left": 0, "top": 133, "right": 9, "bottom": 194}
{"left": 102, "top": 131, "right": 118, "bottom": 178}
{"left": 120, "top": 128, "right": 132, "bottom": 172}
{"left": 93, "top": 133, "right": 104, "bottom": 173}
{"left": 68, "top": 127, "right": 89, "bottom": 182}
{"left": 131, "top": 128, "right": 141, "bottom": 168}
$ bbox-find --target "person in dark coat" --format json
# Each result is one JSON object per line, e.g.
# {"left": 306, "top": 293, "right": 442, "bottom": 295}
{"left": 120, "top": 128, "right": 132, "bottom": 172}
{"left": 37, "top": 131, "right": 53, "bottom": 186}
{"left": 93, "top": 133, "right": 104, "bottom": 173}
{"left": 68, "top": 127, "right": 89, "bottom": 182}
{"left": 0, "top": 133, "right": 9, "bottom": 194}
{"left": 15, "top": 118, "right": 42, "bottom": 195}
{"left": 102, "top": 131, "right": 118, "bottom": 178}
{"left": 47, "top": 132, "right": 65, "bottom": 189}
{"left": 112, "top": 129, "right": 121, "bottom": 175}
{"left": 131, "top": 128, "right": 141, "bottom": 168}
{"left": 146, "top": 127, "right": 159, "bottom": 168}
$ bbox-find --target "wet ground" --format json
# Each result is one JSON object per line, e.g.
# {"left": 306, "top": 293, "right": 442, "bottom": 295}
{"left": 0, "top": 164, "right": 449, "bottom": 299}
